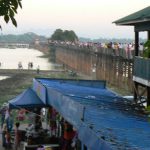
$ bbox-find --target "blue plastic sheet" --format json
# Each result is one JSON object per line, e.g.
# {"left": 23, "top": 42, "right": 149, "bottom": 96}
{"left": 9, "top": 87, "right": 46, "bottom": 109}
{"left": 34, "top": 78, "right": 150, "bottom": 150}
{"left": 32, "top": 78, "right": 47, "bottom": 104}
{"left": 78, "top": 123, "right": 112, "bottom": 150}
{"left": 47, "top": 87, "right": 84, "bottom": 128}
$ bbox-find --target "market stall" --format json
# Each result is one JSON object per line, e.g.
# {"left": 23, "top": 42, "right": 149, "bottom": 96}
{"left": 34, "top": 78, "right": 150, "bottom": 150}
{"left": 9, "top": 87, "right": 47, "bottom": 109}
{"left": 8, "top": 87, "right": 60, "bottom": 149}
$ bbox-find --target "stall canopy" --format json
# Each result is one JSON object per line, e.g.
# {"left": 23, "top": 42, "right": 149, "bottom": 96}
{"left": 9, "top": 87, "right": 46, "bottom": 109}
{"left": 34, "top": 78, "right": 150, "bottom": 150}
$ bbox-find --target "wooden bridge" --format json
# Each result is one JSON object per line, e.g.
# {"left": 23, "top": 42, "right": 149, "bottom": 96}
{"left": 49, "top": 42, "right": 134, "bottom": 95}
{"left": 46, "top": 7, "right": 150, "bottom": 108}
{"left": 0, "top": 42, "right": 30, "bottom": 48}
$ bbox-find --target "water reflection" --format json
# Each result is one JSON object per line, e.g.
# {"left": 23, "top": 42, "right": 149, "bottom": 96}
{"left": 0, "top": 76, "right": 9, "bottom": 80}
{"left": 0, "top": 48, "right": 54, "bottom": 70}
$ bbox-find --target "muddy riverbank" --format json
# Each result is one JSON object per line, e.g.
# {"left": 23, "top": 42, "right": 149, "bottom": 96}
{"left": 0, "top": 69, "right": 89, "bottom": 105}
{"left": 0, "top": 68, "right": 132, "bottom": 107}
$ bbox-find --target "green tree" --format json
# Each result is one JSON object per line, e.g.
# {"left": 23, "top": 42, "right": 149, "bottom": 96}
{"left": 143, "top": 40, "right": 150, "bottom": 58}
{"left": 0, "top": 0, "right": 22, "bottom": 28}
{"left": 51, "top": 29, "right": 64, "bottom": 41}
{"left": 63, "top": 30, "right": 78, "bottom": 42}
{"left": 51, "top": 29, "right": 78, "bottom": 42}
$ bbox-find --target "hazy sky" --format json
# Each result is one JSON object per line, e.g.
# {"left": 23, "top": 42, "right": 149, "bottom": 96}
{"left": 0, "top": 0, "right": 150, "bottom": 39}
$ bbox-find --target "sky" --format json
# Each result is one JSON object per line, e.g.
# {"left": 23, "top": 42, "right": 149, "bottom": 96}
{"left": 0, "top": 0, "right": 150, "bottom": 39}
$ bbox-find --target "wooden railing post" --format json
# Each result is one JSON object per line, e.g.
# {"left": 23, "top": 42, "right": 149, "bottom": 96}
{"left": 135, "top": 31, "right": 139, "bottom": 56}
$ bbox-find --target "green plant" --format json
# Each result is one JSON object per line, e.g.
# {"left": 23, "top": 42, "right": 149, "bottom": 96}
{"left": 143, "top": 40, "right": 150, "bottom": 58}
{"left": 51, "top": 29, "right": 78, "bottom": 42}
{"left": 0, "top": 0, "right": 22, "bottom": 28}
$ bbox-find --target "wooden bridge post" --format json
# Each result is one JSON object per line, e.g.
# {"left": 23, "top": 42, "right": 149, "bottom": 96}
{"left": 148, "top": 31, "right": 150, "bottom": 40}
{"left": 147, "top": 86, "right": 150, "bottom": 106}
{"left": 135, "top": 31, "right": 139, "bottom": 56}
{"left": 133, "top": 81, "right": 138, "bottom": 103}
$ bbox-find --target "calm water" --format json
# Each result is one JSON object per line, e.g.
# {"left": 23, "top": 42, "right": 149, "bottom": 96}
{"left": 0, "top": 48, "right": 54, "bottom": 70}
{"left": 0, "top": 76, "right": 9, "bottom": 80}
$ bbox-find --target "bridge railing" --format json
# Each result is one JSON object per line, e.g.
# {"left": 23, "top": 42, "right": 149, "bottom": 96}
{"left": 133, "top": 56, "right": 150, "bottom": 81}
{"left": 49, "top": 42, "right": 135, "bottom": 59}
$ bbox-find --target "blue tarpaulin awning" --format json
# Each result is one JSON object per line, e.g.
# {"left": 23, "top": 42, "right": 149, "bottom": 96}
{"left": 10, "top": 78, "right": 150, "bottom": 150}
{"left": 34, "top": 78, "right": 150, "bottom": 150}
{"left": 9, "top": 87, "right": 46, "bottom": 109}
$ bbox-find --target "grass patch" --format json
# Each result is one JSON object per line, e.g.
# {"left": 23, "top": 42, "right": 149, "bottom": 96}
{"left": 0, "top": 70, "right": 84, "bottom": 105}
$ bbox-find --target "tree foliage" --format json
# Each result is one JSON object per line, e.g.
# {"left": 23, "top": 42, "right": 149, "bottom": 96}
{"left": 0, "top": 32, "right": 47, "bottom": 43}
{"left": 0, "top": 0, "right": 22, "bottom": 29}
{"left": 143, "top": 40, "right": 150, "bottom": 58}
{"left": 51, "top": 29, "right": 78, "bottom": 42}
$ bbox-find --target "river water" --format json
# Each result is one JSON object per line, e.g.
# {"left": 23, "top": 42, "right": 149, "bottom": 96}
{"left": 0, "top": 48, "right": 55, "bottom": 70}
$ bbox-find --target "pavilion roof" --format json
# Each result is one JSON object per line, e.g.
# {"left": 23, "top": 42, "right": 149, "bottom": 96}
{"left": 113, "top": 6, "right": 150, "bottom": 25}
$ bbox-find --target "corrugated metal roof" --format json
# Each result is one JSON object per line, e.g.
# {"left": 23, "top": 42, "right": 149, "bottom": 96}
{"left": 113, "top": 6, "right": 150, "bottom": 25}
{"left": 36, "top": 78, "right": 150, "bottom": 150}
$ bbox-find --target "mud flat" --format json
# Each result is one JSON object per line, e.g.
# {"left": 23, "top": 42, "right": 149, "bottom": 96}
{"left": 0, "top": 69, "right": 87, "bottom": 105}
{"left": 0, "top": 68, "right": 131, "bottom": 107}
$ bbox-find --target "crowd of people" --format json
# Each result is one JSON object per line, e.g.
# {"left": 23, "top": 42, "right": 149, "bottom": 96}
{"left": 0, "top": 105, "right": 79, "bottom": 150}
{"left": 0, "top": 105, "right": 22, "bottom": 150}
{"left": 50, "top": 40, "right": 145, "bottom": 59}
{"left": 46, "top": 106, "right": 78, "bottom": 150}
{"left": 17, "top": 61, "right": 40, "bottom": 73}
{"left": 18, "top": 62, "right": 34, "bottom": 70}
{"left": 24, "top": 106, "right": 78, "bottom": 150}
{"left": 0, "top": 61, "right": 40, "bottom": 73}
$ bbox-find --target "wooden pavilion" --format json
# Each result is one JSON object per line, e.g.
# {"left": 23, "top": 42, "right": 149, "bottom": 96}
{"left": 113, "top": 6, "right": 150, "bottom": 106}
